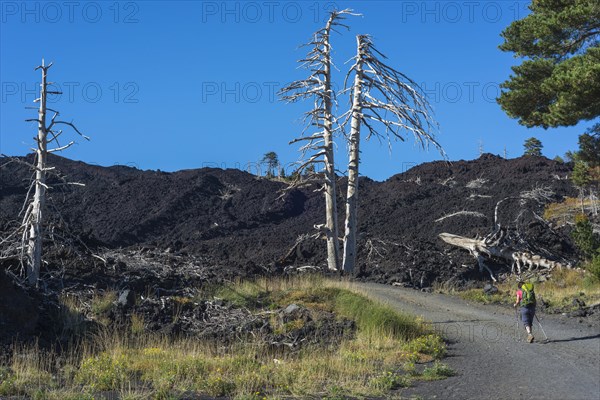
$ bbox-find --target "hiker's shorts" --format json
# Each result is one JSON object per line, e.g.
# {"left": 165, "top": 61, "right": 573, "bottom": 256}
{"left": 520, "top": 306, "right": 535, "bottom": 327}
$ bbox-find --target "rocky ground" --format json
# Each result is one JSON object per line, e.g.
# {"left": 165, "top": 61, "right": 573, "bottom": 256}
{"left": 0, "top": 153, "right": 585, "bottom": 351}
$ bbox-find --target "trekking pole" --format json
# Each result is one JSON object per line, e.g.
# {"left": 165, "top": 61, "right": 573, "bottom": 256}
{"left": 534, "top": 314, "right": 548, "bottom": 340}
{"left": 514, "top": 307, "right": 521, "bottom": 341}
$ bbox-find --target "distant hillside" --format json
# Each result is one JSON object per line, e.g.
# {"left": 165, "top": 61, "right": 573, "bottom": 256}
{"left": 0, "top": 153, "right": 577, "bottom": 285}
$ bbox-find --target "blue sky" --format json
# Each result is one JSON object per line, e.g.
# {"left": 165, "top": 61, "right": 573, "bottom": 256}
{"left": 0, "top": 0, "right": 594, "bottom": 181}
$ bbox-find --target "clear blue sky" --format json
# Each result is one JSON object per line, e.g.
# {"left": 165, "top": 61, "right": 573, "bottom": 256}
{"left": 0, "top": 0, "right": 593, "bottom": 181}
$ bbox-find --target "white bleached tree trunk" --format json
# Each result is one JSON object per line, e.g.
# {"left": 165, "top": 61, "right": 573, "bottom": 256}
{"left": 21, "top": 60, "right": 89, "bottom": 286}
{"left": 341, "top": 35, "right": 445, "bottom": 274}
{"left": 321, "top": 13, "right": 341, "bottom": 272}
{"left": 280, "top": 10, "right": 357, "bottom": 271}
{"left": 342, "top": 37, "right": 364, "bottom": 274}
{"left": 25, "top": 62, "right": 50, "bottom": 285}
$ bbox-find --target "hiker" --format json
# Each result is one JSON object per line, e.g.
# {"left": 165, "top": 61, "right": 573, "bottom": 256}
{"left": 514, "top": 280, "right": 536, "bottom": 343}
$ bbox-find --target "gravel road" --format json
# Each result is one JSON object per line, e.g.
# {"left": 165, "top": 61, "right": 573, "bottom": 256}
{"left": 358, "top": 283, "right": 600, "bottom": 400}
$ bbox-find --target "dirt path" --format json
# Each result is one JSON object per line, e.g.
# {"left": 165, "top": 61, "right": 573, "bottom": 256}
{"left": 357, "top": 283, "right": 600, "bottom": 400}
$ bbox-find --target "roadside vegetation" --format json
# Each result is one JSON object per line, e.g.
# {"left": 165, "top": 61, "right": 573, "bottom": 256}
{"left": 452, "top": 268, "right": 600, "bottom": 312}
{"left": 0, "top": 276, "right": 452, "bottom": 399}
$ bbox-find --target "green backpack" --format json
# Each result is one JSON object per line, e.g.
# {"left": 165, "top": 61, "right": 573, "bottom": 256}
{"left": 521, "top": 283, "right": 536, "bottom": 307}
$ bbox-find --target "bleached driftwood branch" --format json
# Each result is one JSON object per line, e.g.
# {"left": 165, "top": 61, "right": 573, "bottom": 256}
{"left": 439, "top": 233, "right": 570, "bottom": 282}
{"left": 435, "top": 211, "right": 487, "bottom": 223}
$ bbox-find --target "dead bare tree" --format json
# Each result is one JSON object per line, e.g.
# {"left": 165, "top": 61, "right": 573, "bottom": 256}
{"left": 280, "top": 10, "right": 357, "bottom": 271}
{"left": 340, "top": 35, "right": 444, "bottom": 274}
{"left": 19, "top": 60, "right": 89, "bottom": 286}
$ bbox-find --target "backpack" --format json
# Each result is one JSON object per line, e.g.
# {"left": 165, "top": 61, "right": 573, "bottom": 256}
{"left": 521, "top": 283, "right": 536, "bottom": 307}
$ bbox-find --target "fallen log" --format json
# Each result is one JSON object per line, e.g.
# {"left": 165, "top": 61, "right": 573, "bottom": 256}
{"left": 439, "top": 232, "right": 569, "bottom": 282}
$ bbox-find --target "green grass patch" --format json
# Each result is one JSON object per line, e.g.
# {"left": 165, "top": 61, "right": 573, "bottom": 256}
{"left": 368, "top": 370, "right": 412, "bottom": 390}
{"left": 458, "top": 289, "right": 510, "bottom": 305}
{"left": 90, "top": 290, "right": 117, "bottom": 316}
{"left": 543, "top": 197, "right": 600, "bottom": 225}
{"left": 586, "top": 255, "right": 600, "bottom": 283}
{"left": 334, "top": 289, "right": 426, "bottom": 340}
{"left": 421, "top": 362, "right": 456, "bottom": 380}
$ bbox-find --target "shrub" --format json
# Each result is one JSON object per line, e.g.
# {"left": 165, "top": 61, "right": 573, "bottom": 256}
{"left": 459, "top": 289, "right": 508, "bottom": 305}
{"left": 130, "top": 313, "right": 145, "bottom": 335}
{"left": 571, "top": 214, "right": 600, "bottom": 259}
{"left": 586, "top": 255, "right": 600, "bottom": 283}
{"left": 91, "top": 291, "right": 117, "bottom": 316}
{"left": 422, "top": 362, "right": 455, "bottom": 380}
{"left": 75, "top": 353, "right": 130, "bottom": 391}
{"left": 368, "top": 371, "right": 410, "bottom": 391}
{"left": 0, "top": 370, "right": 17, "bottom": 396}
{"left": 404, "top": 334, "right": 447, "bottom": 360}
{"left": 202, "top": 375, "right": 236, "bottom": 397}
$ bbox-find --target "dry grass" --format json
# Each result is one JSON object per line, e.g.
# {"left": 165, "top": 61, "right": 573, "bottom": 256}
{"left": 544, "top": 197, "right": 597, "bottom": 224}
{"left": 1, "top": 276, "right": 451, "bottom": 399}
{"left": 457, "top": 288, "right": 511, "bottom": 305}
{"left": 528, "top": 269, "right": 600, "bottom": 310}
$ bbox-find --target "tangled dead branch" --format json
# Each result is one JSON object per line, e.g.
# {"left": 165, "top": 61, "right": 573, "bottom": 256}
{"left": 439, "top": 185, "right": 567, "bottom": 281}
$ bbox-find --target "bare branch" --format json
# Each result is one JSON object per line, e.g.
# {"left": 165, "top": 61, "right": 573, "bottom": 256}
{"left": 342, "top": 34, "right": 445, "bottom": 158}
{"left": 49, "top": 121, "right": 90, "bottom": 140}
{"left": 435, "top": 211, "right": 487, "bottom": 223}
{"left": 48, "top": 141, "right": 75, "bottom": 153}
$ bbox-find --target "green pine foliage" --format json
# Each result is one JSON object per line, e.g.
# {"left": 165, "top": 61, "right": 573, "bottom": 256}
{"left": 498, "top": 0, "right": 600, "bottom": 128}
{"left": 587, "top": 255, "right": 600, "bottom": 282}
{"left": 578, "top": 124, "right": 600, "bottom": 167}
{"left": 523, "top": 137, "right": 543, "bottom": 156}
{"left": 572, "top": 214, "right": 600, "bottom": 260}
{"left": 572, "top": 160, "right": 592, "bottom": 187}
{"left": 261, "top": 151, "right": 279, "bottom": 178}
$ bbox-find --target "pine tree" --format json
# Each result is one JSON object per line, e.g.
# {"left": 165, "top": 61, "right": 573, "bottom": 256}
{"left": 523, "top": 137, "right": 543, "bottom": 156}
{"left": 498, "top": 0, "right": 600, "bottom": 128}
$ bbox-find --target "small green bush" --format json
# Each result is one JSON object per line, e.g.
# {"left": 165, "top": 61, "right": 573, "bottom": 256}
{"left": 31, "top": 389, "right": 48, "bottom": 400}
{"left": 586, "top": 255, "right": 600, "bottom": 283}
{"left": 422, "top": 362, "right": 455, "bottom": 380}
{"left": 91, "top": 291, "right": 117, "bottom": 316}
{"left": 75, "top": 353, "right": 130, "bottom": 391}
{"left": 459, "top": 289, "right": 508, "bottom": 305}
{"left": 59, "top": 395, "right": 95, "bottom": 400}
{"left": 571, "top": 215, "right": 600, "bottom": 259}
{"left": 404, "top": 334, "right": 447, "bottom": 360}
{"left": 368, "top": 371, "right": 410, "bottom": 390}
{"left": 0, "top": 371, "right": 17, "bottom": 396}
{"left": 202, "top": 375, "right": 236, "bottom": 397}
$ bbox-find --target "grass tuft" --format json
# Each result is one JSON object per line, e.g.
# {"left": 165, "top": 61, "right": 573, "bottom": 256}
{"left": 421, "top": 362, "right": 455, "bottom": 380}
{"left": 458, "top": 289, "right": 510, "bottom": 305}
